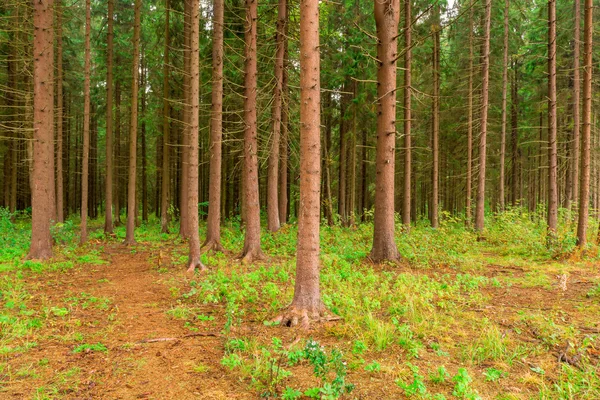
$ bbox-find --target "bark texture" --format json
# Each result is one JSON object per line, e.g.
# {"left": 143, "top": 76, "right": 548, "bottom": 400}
{"left": 104, "top": 0, "right": 115, "bottom": 233}
{"left": 547, "top": 0, "right": 558, "bottom": 236}
{"left": 28, "top": 0, "right": 55, "bottom": 260}
{"left": 80, "top": 0, "right": 91, "bottom": 244}
{"left": 124, "top": 0, "right": 142, "bottom": 245}
{"left": 499, "top": 0, "right": 509, "bottom": 210}
{"left": 55, "top": 0, "right": 64, "bottom": 223}
{"left": 402, "top": 0, "right": 412, "bottom": 230}
{"left": 370, "top": 0, "right": 401, "bottom": 262}
{"left": 160, "top": 0, "right": 170, "bottom": 233}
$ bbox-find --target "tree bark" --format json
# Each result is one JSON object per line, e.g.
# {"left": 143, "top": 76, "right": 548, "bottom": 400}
{"left": 547, "top": 0, "right": 558, "bottom": 236}
{"left": 576, "top": 0, "right": 592, "bottom": 247}
{"left": 240, "top": 0, "right": 263, "bottom": 263}
{"left": 275, "top": 0, "right": 324, "bottom": 329}
{"left": 499, "top": 0, "right": 509, "bottom": 211}
{"left": 80, "top": 0, "right": 91, "bottom": 244}
{"left": 124, "top": 0, "right": 142, "bottom": 245}
{"left": 370, "top": 0, "right": 401, "bottom": 262}
{"left": 115, "top": 79, "right": 122, "bottom": 224}
{"left": 187, "top": 0, "right": 205, "bottom": 272}
{"left": 267, "top": 0, "right": 287, "bottom": 232}
{"left": 28, "top": 0, "right": 55, "bottom": 260}
{"left": 104, "top": 0, "right": 115, "bottom": 233}
{"left": 402, "top": 0, "right": 412, "bottom": 230}
{"left": 431, "top": 10, "right": 440, "bottom": 229}
{"left": 278, "top": 42, "right": 289, "bottom": 225}
{"left": 466, "top": 1, "right": 473, "bottom": 224}
{"left": 55, "top": 0, "right": 64, "bottom": 223}
{"left": 141, "top": 62, "right": 148, "bottom": 223}
{"left": 160, "top": 0, "right": 171, "bottom": 233}
{"left": 180, "top": 0, "right": 191, "bottom": 239}
{"left": 570, "top": 0, "right": 581, "bottom": 209}
{"left": 203, "top": 0, "right": 225, "bottom": 250}
{"left": 474, "top": 0, "right": 491, "bottom": 232}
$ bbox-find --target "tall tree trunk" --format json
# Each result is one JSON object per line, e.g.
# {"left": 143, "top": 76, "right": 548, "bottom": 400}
{"left": 275, "top": 0, "right": 324, "bottom": 328}
{"left": 8, "top": 22, "right": 17, "bottom": 215}
{"left": 240, "top": 0, "right": 263, "bottom": 263}
{"left": 499, "top": 0, "right": 509, "bottom": 210}
{"left": 141, "top": 63, "right": 148, "bottom": 223}
{"left": 348, "top": 81, "right": 357, "bottom": 226}
{"left": 160, "top": 0, "right": 171, "bottom": 233}
{"left": 547, "top": 0, "right": 558, "bottom": 236}
{"left": 370, "top": 0, "right": 401, "bottom": 262}
{"left": 576, "top": 0, "right": 592, "bottom": 247}
{"left": 55, "top": 0, "right": 64, "bottom": 223}
{"left": 124, "top": 0, "right": 142, "bottom": 245}
{"left": 465, "top": 0, "right": 473, "bottom": 223}
{"left": 115, "top": 79, "right": 122, "bottom": 224}
{"left": 431, "top": 11, "right": 440, "bottom": 229}
{"left": 104, "top": 0, "right": 115, "bottom": 233}
{"left": 187, "top": 0, "right": 205, "bottom": 272}
{"left": 474, "top": 0, "right": 491, "bottom": 232}
{"left": 204, "top": 0, "right": 225, "bottom": 250}
{"left": 571, "top": 0, "right": 581, "bottom": 209}
{"left": 278, "top": 41, "right": 289, "bottom": 225}
{"left": 81, "top": 0, "right": 91, "bottom": 243}
{"left": 511, "top": 64, "right": 519, "bottom": 206}
{"left": 180, "top": 0, "right": 191, "bottom": 239}
{"left": 267, "top": 0, "right": 287, "bottom": 232}
{"left": 28, "top": 0, "right": 55, "bottom": 259}
{"left": 402, "top": 0, "right": 412, "bottom": 230}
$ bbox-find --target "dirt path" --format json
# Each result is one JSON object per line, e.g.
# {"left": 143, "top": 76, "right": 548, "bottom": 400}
{"left": 11, "top": 244, "right": 253, "bottom": 399}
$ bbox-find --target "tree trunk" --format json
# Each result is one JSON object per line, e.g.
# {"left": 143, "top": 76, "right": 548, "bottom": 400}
{"left": 28, "top": 0, "right": 55, "bottom": 259}
{"left": 240, "top": 0, "right": 263, "bottom": 263}
{"left": 571, "top": 0, "right": 581, "bottom": 209}
{"left": 124, "top": 0, "right": 142, "bottom": 245}
{"left": 431, "top": 11, "right": 440, "bottom": 229}
{"left": 160, "top": 0, "right": 171, "bottom": 233}
{"left": 466, "top": 1, "right": 473, "bottom": 224}
{"left": 547, "top": 0, "right": 558, "bottom": 236}
{"left": 402, "top": 0, "right": 412, "bottom": 230}
{"left": 141, "top": 63, "right": 148, "bottom": 223}
{"left": 275, "top": 0, "right": 324, "bottom": 328}
{"left": 203, "top": 0, "right": 225, "bottom": 250}
{"left": 499, "top": 0, "right": 509, "bottom": 211}
{"left": 55, "top": 0, "right": 64, "bottom": 223}
{"left": 267, "top": 0, "right": 287, "bottom": 232}
{"left": 576, "top": 0, "right": 592, "bottom": 247}
{"left": 104, "top": 0, "right": 115, "bottom": 233}
{"left": 180, "top": 0, "right": 191, "bottom": 239}
{"left": 370, "top": 0, "right": 401, "bottom": 262}
{"left": 187, "top": 0, "right": 205, "bottom": 272}
{"left": 338, "top": 89, "right": 347, "bottom": 223}
{"left": 278, "top": 40, "right": 289, "bottom": 225}
{"left": 511, "top": 63, "right": 519, "bottom": 206}
{"left": 474, "top": 0, "right": 491, "bottom": 232}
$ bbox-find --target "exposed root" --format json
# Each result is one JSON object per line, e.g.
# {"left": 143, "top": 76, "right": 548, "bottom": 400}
{"left": 238, "top": 247, "right": 265, "bottom": 265}
{"left": 186, "top": 257, "right": 207, "bottom": 274}
{"left": 273, "top": 303, "right": 337, "bottom": 331}
{"left": 123, "top": 238, "right": 137, "bottom": 246}
{"left": 201, "top": 238, "right": 225, "bottom": 253}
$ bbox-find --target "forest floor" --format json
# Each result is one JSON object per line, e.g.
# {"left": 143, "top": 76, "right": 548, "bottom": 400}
{"left": 2, "top": 210, "right": 600, "bottom": 399}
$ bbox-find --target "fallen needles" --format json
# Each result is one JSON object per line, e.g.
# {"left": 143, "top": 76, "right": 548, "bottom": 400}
{"left": 138, "top": 332, "right": 221, "bottom": 344}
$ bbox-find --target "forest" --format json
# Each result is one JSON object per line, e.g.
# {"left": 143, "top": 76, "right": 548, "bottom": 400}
{"left": 1, "top": 0, "right": 600, "bottom": 398}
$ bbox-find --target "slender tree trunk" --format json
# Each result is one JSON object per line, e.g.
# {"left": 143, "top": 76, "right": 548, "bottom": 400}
{"left": 370, "top": 0, "right": 401, "bottom": 262}
{"left": 28, "top": 0, "right": 55, "bottom": 259}
{"left": 240, "top": 0, "right": 263, "bottom": 263}
{"left": 348, "top": 81, "right": 357, "bottom": 226}
{"left": 431, "top": 11, "right": 440, "bottom": 229}
{"left": 203, "top": 0, "right": 225, "bottom": 250}
{"left": 115, "top": 79, "right": 122, "bottom": 224}
{"left": 466, "top": 1, "right": 473, "bottom": 223}
{"left": 267, "top": 0, "right": 287, "bottom": 232}
{"left": 124, "top": 0, "right": 142, "bottom": 245}
{"left": 180, "top": 0, "right": 191, "bottom": 239}
{"left": 402, "top": 0, "right": 412, "bottom": 230}
{"left": 499, "top": 0, "right": 509, "bottom": 211}
{"left": 187, "top": 0, "right": 205, "bottom": 272}
{"left": 576, "top": 0, "right": 592, "bottom": 247}
{"left": 338, "top": 89, "right": 347, "bottom": 223}
{"left": 160, "top": 0, "right": 171, "bottom": 233}
{"left": 278, "top": 64, "right": 289, "bottom": 225}
{"left": 275, "top": 0, "right": 324, "bottom": 328}
{"left": 80, "top": 0, "right": 91, "bottom": 243}
{"left": 547, "top": 0, "right": 558, "bottom": 236}
{"left": 571, "top": 0, "right": 581, "bottom": 209}
{"left": 55, "top": 0, "right": 64, "bottom": 223}
{"left": 141, "top": 63, "right": 148, "bottom": 223}
{"left": 104, "top": 0, "right": 115, "bottom": 233}
{"left": 8, "top": 23, "right": 17, "bottom": 215}
{"left": 474, "top": 0, "right": 491, "bottom": 232}
{"left": 511, "top": 64, "right": 519, "bottom": 206}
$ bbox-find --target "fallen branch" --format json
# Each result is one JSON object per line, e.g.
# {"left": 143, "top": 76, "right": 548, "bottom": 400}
{"left": 137, "top": 332, "right": 221, "bottom": 344}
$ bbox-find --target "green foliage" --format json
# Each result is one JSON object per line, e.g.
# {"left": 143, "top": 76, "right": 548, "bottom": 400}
{"left": 72, "top": 343, "right": 108, "bottom": 354}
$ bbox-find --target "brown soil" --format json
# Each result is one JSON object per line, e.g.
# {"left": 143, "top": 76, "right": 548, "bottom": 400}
{"left": 4, "top": 244, "right": 253, "bottom": 399}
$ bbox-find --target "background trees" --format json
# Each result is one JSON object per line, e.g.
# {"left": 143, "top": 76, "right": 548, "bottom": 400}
{"left": 1, "top": 0, "right": 599, "bottom": 262}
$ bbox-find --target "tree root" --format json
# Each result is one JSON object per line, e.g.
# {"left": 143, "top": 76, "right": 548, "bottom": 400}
{"left": 273, "top": 303, "right": 339, "bottom": 331}
{"left": 137, "top": 332, "right": 221, "bottom": 344}
{"left": 201, "top": 238, "right": 225, "bottom": 253}
{"left": 238, "top": 247, "right": 265, "bottom": 265}
{"left": 186, "top": 257, "right": 207, "bottom": 274}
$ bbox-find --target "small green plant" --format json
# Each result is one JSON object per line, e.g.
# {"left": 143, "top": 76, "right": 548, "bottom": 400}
{"left": 430, "top": 366, "right": 450, "bottom": 384}
{"left": 352, "top": 340, "right": 367, "bottom": 355}
{"left": 72, "top": 343, "right": 108, "bottom": 354}
{"left": 484, "top": 367, "right": 506, "bottom": 382}
{"left": 452, "top": 368, "right": 480, "bottom": 399}
{"left": 396, "top": 363, "right": 427, "bottom": 397}
{"left": 364, "top": 361, "right": 381, "bottom": 373}
{"left": 282, "top": 387, "right": 302, "bottom": 400}
{"left": 220, "top": 353, "right": 242, "bottom": 370}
